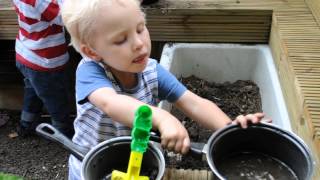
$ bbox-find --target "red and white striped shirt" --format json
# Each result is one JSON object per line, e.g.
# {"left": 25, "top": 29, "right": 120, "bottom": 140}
{"left": 13, "top": 0, "right": 69, "bottom": 71}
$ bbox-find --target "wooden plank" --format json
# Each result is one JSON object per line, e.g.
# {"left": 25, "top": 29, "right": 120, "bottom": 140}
{"left": 142, "top": 0, "right": 286, "bottom": 10}
{"left": 270, "top": 4, "right": 320, "bottom": 179}
{"left": 146, "top": 9, "right": 271, "bottom": 42}
{"left": 0, "top": 0, "right": 12, "bottom": 9}
{"left": 269, "top": 13, "right": 282, "bottom": 69}
{"left": 0, "top": 8, "right": 17, "bottom": 39}
{"left": 1, "top": 1, "right": 273, "bottom": 41}
{"left": 305, "top": 0, "right": 320, "bottom": 26}
{"left": 163, "top": 168, "right": 211, "bottom": 180}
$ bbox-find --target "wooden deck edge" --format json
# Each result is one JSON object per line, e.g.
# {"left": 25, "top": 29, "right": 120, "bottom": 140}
{"left": 163, "top": 168, "right": 213, "bottom": 180}
{"left": 305, "top": 0, "right": 320, "bottom": 27}
{"left": 269, "top": 9, "right": 320, "bottom": 180}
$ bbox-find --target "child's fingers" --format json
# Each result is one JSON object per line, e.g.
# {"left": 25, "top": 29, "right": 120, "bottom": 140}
{"left": 251, "top": 112, "right": 274, "bottom": 123}
{"left": 263, "top": 118, "right": 272, "bottom": 123}
{"left": 253, "top": 112, "right": 265, "bottom": 119}
{"left": 167, "top": 140, "right": 176, "bottom": 151}
{"left": 161, "top": 137, "right": 169, "bottom": 149}
{"left": 234, "top": 114, "right": 248, "bottom": 128}
{"left": 163, "top": 137, "right": 189, "bottom": 154}
{"left": 234, "top": 114, "right": 258, "bottom": 128}
{"left": 246, "top": 114, "right": 259, "bottom": 124}
{"left": 181, "top": 137, "right": 190, "bottom": 154}
{"left": 174, "top": 139, "right": 183, "bottom": 153}
{"left": 234, "top": 113, "right": 271, "bottom": 129}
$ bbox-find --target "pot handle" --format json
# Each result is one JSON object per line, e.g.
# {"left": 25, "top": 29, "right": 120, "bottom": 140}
{"left": 36, "top": 123, "right": 89, "bottom": 161}
{"left": 149, "top": 132, "right": 205, "bottom": 156}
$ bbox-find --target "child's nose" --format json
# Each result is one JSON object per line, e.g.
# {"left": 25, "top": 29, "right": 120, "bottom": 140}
{"left": 132, "top": 34, "right": 143, "bottom": 50}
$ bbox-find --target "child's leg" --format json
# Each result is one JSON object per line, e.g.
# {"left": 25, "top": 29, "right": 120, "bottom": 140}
{"left": 16, "top": 61, "right": 74, "bottom": 137}
{"left": 16, "top": 62, "right": 43, "bottom": 131}
{"left": 21, "top": 78, "right": 43, "bottom": 127}
{"left": 32, "top": 69, "right": 74, "bottom": 137}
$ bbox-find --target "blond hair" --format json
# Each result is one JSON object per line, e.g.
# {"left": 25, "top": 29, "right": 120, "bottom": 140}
{"left": 61, "top": 0, "right": 140, "bottom": 52}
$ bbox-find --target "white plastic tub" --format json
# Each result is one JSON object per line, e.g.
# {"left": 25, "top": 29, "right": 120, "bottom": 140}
{"left": 159, "top": 43, "right": 292, "bottom": 131}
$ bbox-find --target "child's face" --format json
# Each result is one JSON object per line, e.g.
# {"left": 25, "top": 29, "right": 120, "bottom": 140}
{"left": 89, "top": 0, "right": 151, "bottom": 74}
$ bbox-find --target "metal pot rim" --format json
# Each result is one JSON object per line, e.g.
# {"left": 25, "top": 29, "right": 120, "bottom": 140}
{"left": 81, "top": 136, "right": 165, "bottom": 180}
{"left": 205, "top": 122, "right": 314, "bottom": 180}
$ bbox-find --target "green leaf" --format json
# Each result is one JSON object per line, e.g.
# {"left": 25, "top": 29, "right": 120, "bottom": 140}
{"left": 0, "top": 173, "right": 23, "bottom": 180}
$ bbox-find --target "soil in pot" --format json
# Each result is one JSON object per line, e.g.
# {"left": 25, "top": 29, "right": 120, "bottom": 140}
{"left": 165, "top": 75, "right": 262, "bottom": 170}
{"left": 217, "top": 152, "right": 298, "bottom": 180}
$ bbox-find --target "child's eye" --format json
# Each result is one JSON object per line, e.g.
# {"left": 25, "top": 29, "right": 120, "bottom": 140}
{"left": 137, "top": 25, "right": 145, "bottom": 34}
{"left": 114, "top": 36, "right": 127, "bottom": 45}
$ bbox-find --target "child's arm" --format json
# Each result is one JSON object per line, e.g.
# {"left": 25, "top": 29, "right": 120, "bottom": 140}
{"left": 174, "top": 90, "right": 231, "bottom": 130}
{"left": 174, "top": 90, "right": 268, "bottom": 130}
{"left": 88, "top": 87, "right": 191, "bottom": 154}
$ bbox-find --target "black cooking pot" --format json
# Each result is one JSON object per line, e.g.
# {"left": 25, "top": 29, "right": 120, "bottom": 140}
{"left": 190, "top": 123, "right": 314, "bottom": 180}
{"left": 36, "top": 123, "right": 165, "bottom": 180}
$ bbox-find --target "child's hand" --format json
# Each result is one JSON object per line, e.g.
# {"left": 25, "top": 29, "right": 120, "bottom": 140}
{"left": 232, "top": 112, "right": 272, "bottom": 128}
{"left": 156, "top": 111, "right": 190, "bottom": 154}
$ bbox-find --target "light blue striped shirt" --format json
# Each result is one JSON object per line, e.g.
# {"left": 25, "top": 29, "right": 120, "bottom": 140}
{"left": 69, "top": 58, "right": 186, "bottom": 180}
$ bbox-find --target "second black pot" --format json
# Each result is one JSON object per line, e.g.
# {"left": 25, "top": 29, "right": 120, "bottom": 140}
{"left": 204, "top": 123, "right": 314, "bottom": 180}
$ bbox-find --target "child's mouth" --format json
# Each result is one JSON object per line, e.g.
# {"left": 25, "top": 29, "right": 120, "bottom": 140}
{"left": 133, "top": 54, "right": 147, "bottom": 64}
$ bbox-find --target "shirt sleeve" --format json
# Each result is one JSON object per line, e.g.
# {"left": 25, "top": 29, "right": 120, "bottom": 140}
{"left": 76, "top": 61, "right": 113, "bottom": 104}
{"left": 157, "top": 63, "right": 187, "bottom": 102}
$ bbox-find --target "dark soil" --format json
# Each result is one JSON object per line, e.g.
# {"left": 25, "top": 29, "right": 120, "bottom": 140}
{"left": 0, "top": 75, "right": 262, "bottom": 179}
{"left": 166, "top": 75, "right": 262, "bottom": 170}
{"left": 0, "top": 110, "right": 69, "bottom": 180}
{"left": 217, "top": 152, "right": 298, "bottom": 180}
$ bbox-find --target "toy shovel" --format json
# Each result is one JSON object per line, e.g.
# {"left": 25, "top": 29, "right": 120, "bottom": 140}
{"left": 111, "top": 105, "right": 152, "bottom": 180}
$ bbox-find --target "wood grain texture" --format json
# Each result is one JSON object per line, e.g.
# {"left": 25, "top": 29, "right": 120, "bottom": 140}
{"left": 306, "top": 0, "right": 320, "bottom": 26}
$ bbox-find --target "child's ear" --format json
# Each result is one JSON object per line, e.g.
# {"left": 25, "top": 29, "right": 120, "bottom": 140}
{"left": 80, "top": 44, "right": 102, "bottom": 61}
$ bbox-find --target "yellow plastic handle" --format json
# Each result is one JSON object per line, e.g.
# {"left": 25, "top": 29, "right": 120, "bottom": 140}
{"left": 111, "top": 151, "right": 149, "bottom": 180}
